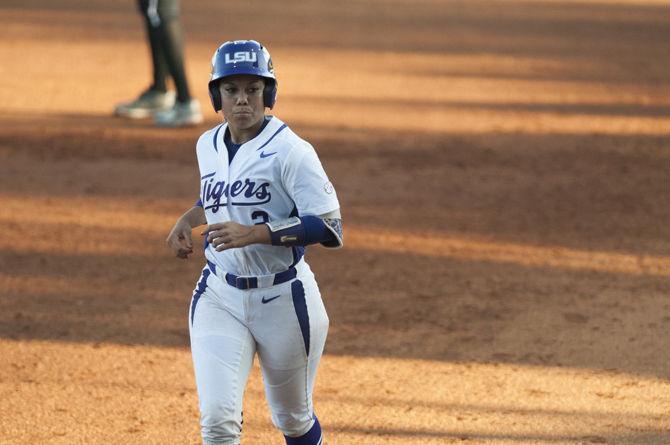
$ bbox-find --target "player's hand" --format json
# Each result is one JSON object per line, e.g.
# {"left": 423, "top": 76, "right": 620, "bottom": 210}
{"left": 166, "top": 219, "right": 195, "bottom": 259}
{"left": 203, "top": 222, "right": 270, "bottom": 251}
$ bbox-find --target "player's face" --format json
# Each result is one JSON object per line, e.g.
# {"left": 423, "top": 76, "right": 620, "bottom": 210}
{"left": 219, "top": 75, "right": 266, "bottom": 137}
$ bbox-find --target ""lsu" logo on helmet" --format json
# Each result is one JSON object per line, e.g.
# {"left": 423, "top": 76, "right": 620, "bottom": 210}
{"left": 225, "top": 51, "right": 257, "bottom": 64}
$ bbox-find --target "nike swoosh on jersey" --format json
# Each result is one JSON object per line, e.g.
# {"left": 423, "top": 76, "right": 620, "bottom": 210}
{"left": 260, "top": 151, "right": 277, "bottom": 158}
{"left": 261, "top": 295, "right": 281, "bottom": 304}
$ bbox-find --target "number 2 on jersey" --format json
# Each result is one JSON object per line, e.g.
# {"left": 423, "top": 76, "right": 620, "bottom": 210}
{"left": 252, "top": 210, "right": 269, "bottom": 225}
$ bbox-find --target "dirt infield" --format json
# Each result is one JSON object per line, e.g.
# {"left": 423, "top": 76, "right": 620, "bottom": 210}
{"left": 2, "top": 0, "right": 670, "bottom": 444}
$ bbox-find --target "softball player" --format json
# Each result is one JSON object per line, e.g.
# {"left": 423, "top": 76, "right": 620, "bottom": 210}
{"left": 166, "top": 40, "right": 343, "bottom": 445}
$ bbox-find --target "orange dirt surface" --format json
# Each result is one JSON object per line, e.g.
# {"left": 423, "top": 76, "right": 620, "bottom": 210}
{"left": 2, "top": 0, "right": 670, "bottom": 444}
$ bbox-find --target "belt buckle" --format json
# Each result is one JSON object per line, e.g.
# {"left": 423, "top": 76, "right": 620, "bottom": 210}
{"left": 236, "top": 276, "right": 250, "bottom": 289}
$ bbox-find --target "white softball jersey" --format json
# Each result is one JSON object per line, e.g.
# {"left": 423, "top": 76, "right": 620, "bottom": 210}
{"left": 190, "top": 116, "right": 336, "bottom": 443}
{"left": 196, "top": 116, "right": 340, "bottom": 277}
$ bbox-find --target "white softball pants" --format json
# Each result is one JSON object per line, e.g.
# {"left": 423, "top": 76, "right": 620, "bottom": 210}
{"left": 188, "top": 259, "right": 328, "bottom": 445}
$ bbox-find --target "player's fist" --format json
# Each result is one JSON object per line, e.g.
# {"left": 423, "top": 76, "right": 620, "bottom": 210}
{"left": 203, "top": 221, "right": 270, "bottom": 251}
{"left": 166, "top": 219, "right": 195, "bottom": 259}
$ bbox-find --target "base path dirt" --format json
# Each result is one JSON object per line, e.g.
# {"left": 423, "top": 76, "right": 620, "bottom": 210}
{"left": 1, "top": 1, "right": 670, "bottom": 444}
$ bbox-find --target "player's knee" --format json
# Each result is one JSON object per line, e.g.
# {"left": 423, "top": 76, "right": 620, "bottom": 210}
{"left": 201, "top": 435, "right": 238, "bottom": 445}
{"left": 272, "top": 411, "right": 315, "bottom": 438}
{"left": 199, "top": 402, "right": 241, "bottom": 445}
{"left": 281, "top": 415, "right": 322, "bottom": 444}
{"left": 200, "top": 420, "right": 240, "bottom": 445}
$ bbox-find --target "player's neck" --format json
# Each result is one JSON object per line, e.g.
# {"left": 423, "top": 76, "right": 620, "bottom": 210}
{"left": 228, "top": 119, "right": 265, "bottom": 145}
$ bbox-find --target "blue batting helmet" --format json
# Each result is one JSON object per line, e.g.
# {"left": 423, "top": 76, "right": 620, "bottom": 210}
{"left": 208, "top": 40, "right": 277, "bottom": 111}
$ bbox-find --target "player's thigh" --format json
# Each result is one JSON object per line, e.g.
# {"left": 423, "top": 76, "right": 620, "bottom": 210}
{"left": 189, "top": 281, "right": 255, "bottom": 424}
{"left": 190, "top": 295, "right": 256, "bottom": 396}
{"left": 254, "top": 278, "right": 328, "bottom": 426}
{"left": 254, "top": 277, "right": 329, "bottom": 369}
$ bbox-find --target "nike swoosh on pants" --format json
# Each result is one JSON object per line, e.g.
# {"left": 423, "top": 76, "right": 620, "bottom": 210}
{"left": 261, "top": 295, "right": 281, "bottom": 304}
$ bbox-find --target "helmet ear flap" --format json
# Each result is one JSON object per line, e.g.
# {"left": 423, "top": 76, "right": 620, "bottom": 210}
{"left": 263, "top": 80, "right": 277, "bottom": 109}
{"left": 208, "top": 81, "right": 222, "bottom": 112}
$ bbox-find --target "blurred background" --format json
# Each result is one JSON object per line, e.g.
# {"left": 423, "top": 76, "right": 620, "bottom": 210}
{"left": 1, "top": 1, "right": 670, "bottom": 444}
